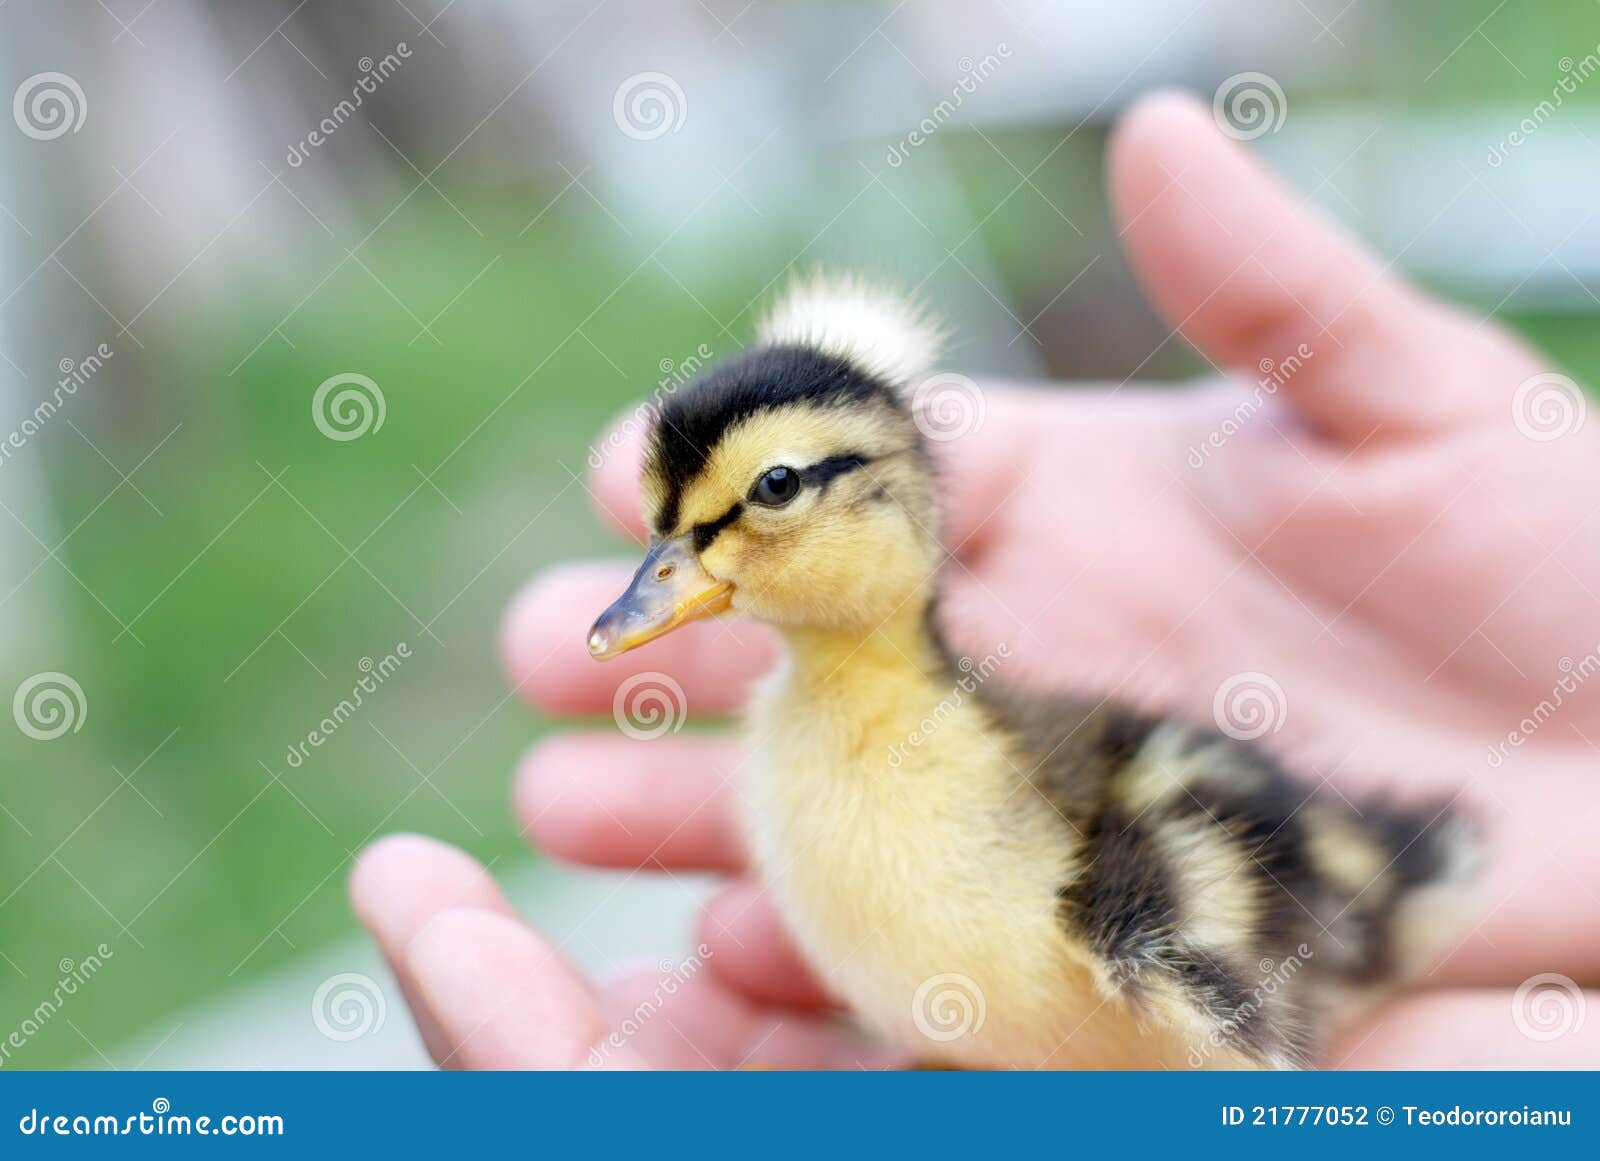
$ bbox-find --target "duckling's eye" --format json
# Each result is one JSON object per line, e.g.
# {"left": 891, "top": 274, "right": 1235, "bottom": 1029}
{"left": 751, "top": 466, "right": 801, "bottom": 507}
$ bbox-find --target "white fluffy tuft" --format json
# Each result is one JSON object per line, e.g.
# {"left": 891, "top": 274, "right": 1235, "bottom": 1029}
{"left": 757, "top": 274, "right": 944, "bottom": 387}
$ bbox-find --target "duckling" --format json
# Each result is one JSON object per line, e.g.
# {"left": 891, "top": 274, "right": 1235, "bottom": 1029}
{"left": 586, "top": 276, "right": 1480, "bottom": 1070}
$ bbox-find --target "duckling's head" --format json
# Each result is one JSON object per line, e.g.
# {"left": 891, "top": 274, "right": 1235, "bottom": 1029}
{"left": 588, "top": 277, "right": 946, "bottom": 659}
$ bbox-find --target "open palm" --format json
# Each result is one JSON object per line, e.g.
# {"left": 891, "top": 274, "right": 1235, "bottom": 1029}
{"left": 352, "top": 93, "right": 1600, "bottom": 1068}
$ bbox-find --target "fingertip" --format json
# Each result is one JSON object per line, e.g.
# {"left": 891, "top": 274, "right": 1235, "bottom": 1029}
{"left": 1109, "top": 90, "right": 1220, "bottom": 242}
{"left": 1108, "top": 89, "right": 1214, "bottom": 193}
{"left": 515, "top": 732, "right": 747, "bottom": 870}
{"left": 349, "top": 832, "right": 437, "bottom": 910}
{"left": 698, "top": 881, "right": 838, "bottom": 1010}
{"left": 500, "top": 561, "right": 631, "bottom": 712}
{"left": 1106, "top": 83, "right": 1467, "bottom": 440}
{"left": 349, "top": 833, "right": 510, "bottom": 948}
{"left": 514, "top": 733, "right": 623, "bottom": 863}
{"left": 502, "top": 559, "right": 781, "bottom": 717}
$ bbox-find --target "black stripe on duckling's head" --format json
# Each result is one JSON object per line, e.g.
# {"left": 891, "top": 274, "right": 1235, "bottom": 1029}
{"left": 592, "top": 276, "right": 950, "bottom": 645}
{"left": 646, "top": 343, "right": 907, "bottom": 536}
{"left": 642, "top": 274, "right": 946, "bottom": 545}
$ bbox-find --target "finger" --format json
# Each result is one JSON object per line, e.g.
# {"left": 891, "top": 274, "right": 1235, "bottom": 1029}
{"left": 928, "top": 383, "right": 1054, "bottom": 564}
{"left": 516, "top": 733, "right": 746, "bottom": 871}
{"left": 596, "top": 961, "right": 753, "bottom": 1069}
{"left": 1330, "top": 988, "right": 1600, "bottom": 1068}
{"left": 501, "top": 559, "right": 779, "bottom": 717}
{"left": 1428, "top": 779, "right": 1600, "bottom": 988}
{"left": 588, "top": 406, "right": 651, "bottom": 541}
{"left": 735, "top": 1012, "right": 909, "bottom": 1069}
{"left": 596, "top": 963, "right": 902, "bottom": 1069}
{"left": 349, "top": 834, "right": 519, "bottom": 1065}
{"left": 1109, "top": 90, "right": 1530, "bottom": 442}
{"left": 699, "top": 879, "right": 838, "bottom": 1010}
{"left": 406, "top": 908, "right": 628, "bottom": 1070}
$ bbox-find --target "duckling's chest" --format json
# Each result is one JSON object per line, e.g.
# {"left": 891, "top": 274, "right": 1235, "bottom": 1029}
{"left": 740, "top": 661, "right": 1079, "bottom": 1061}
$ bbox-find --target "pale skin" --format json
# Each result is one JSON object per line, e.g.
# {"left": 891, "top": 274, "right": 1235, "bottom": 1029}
{"left": 350, "top": 92, "right": 1600, "bottom": 1068}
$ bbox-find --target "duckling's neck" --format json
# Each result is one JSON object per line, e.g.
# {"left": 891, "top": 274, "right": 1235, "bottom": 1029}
{"left": 778, "top": 595, "right": 947, "bottom": 688}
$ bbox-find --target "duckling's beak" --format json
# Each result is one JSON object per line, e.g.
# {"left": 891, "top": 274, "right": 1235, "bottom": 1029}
{"left": 587, "top": 535, "right": 735, "bottom": 660}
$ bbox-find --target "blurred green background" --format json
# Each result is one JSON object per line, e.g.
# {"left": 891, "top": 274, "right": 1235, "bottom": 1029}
{"left": 4, "top": 0, "right": 1600, "bottom": 1066}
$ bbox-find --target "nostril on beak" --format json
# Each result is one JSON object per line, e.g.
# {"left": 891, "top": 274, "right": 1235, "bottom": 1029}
{"left": 655, "top": 565, "right": 675, "bottom": 581}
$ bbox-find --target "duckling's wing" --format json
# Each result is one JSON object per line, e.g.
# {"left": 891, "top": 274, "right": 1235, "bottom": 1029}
{"left": 998, "top": 701, "right": 1478, "bottom": 1069}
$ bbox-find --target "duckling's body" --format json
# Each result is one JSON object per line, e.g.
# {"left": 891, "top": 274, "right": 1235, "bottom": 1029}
{"left": 745, "top": 604, "right": 1473, "bottom": 1069}
{"left": 588, "top": 276, "right": 1479, "bottom": 1069}
{"left": 745, "top": 614, "right": 1195, "bottom": 1069}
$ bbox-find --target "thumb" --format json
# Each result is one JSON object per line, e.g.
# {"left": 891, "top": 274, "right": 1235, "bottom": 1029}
{"left": 1109, "top": 90, "right": 1533, "bottom": 443}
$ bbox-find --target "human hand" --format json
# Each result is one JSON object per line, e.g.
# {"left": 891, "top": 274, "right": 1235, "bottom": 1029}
{"left": 353, "top": 91, "right": 1599, "bottom": 1067}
